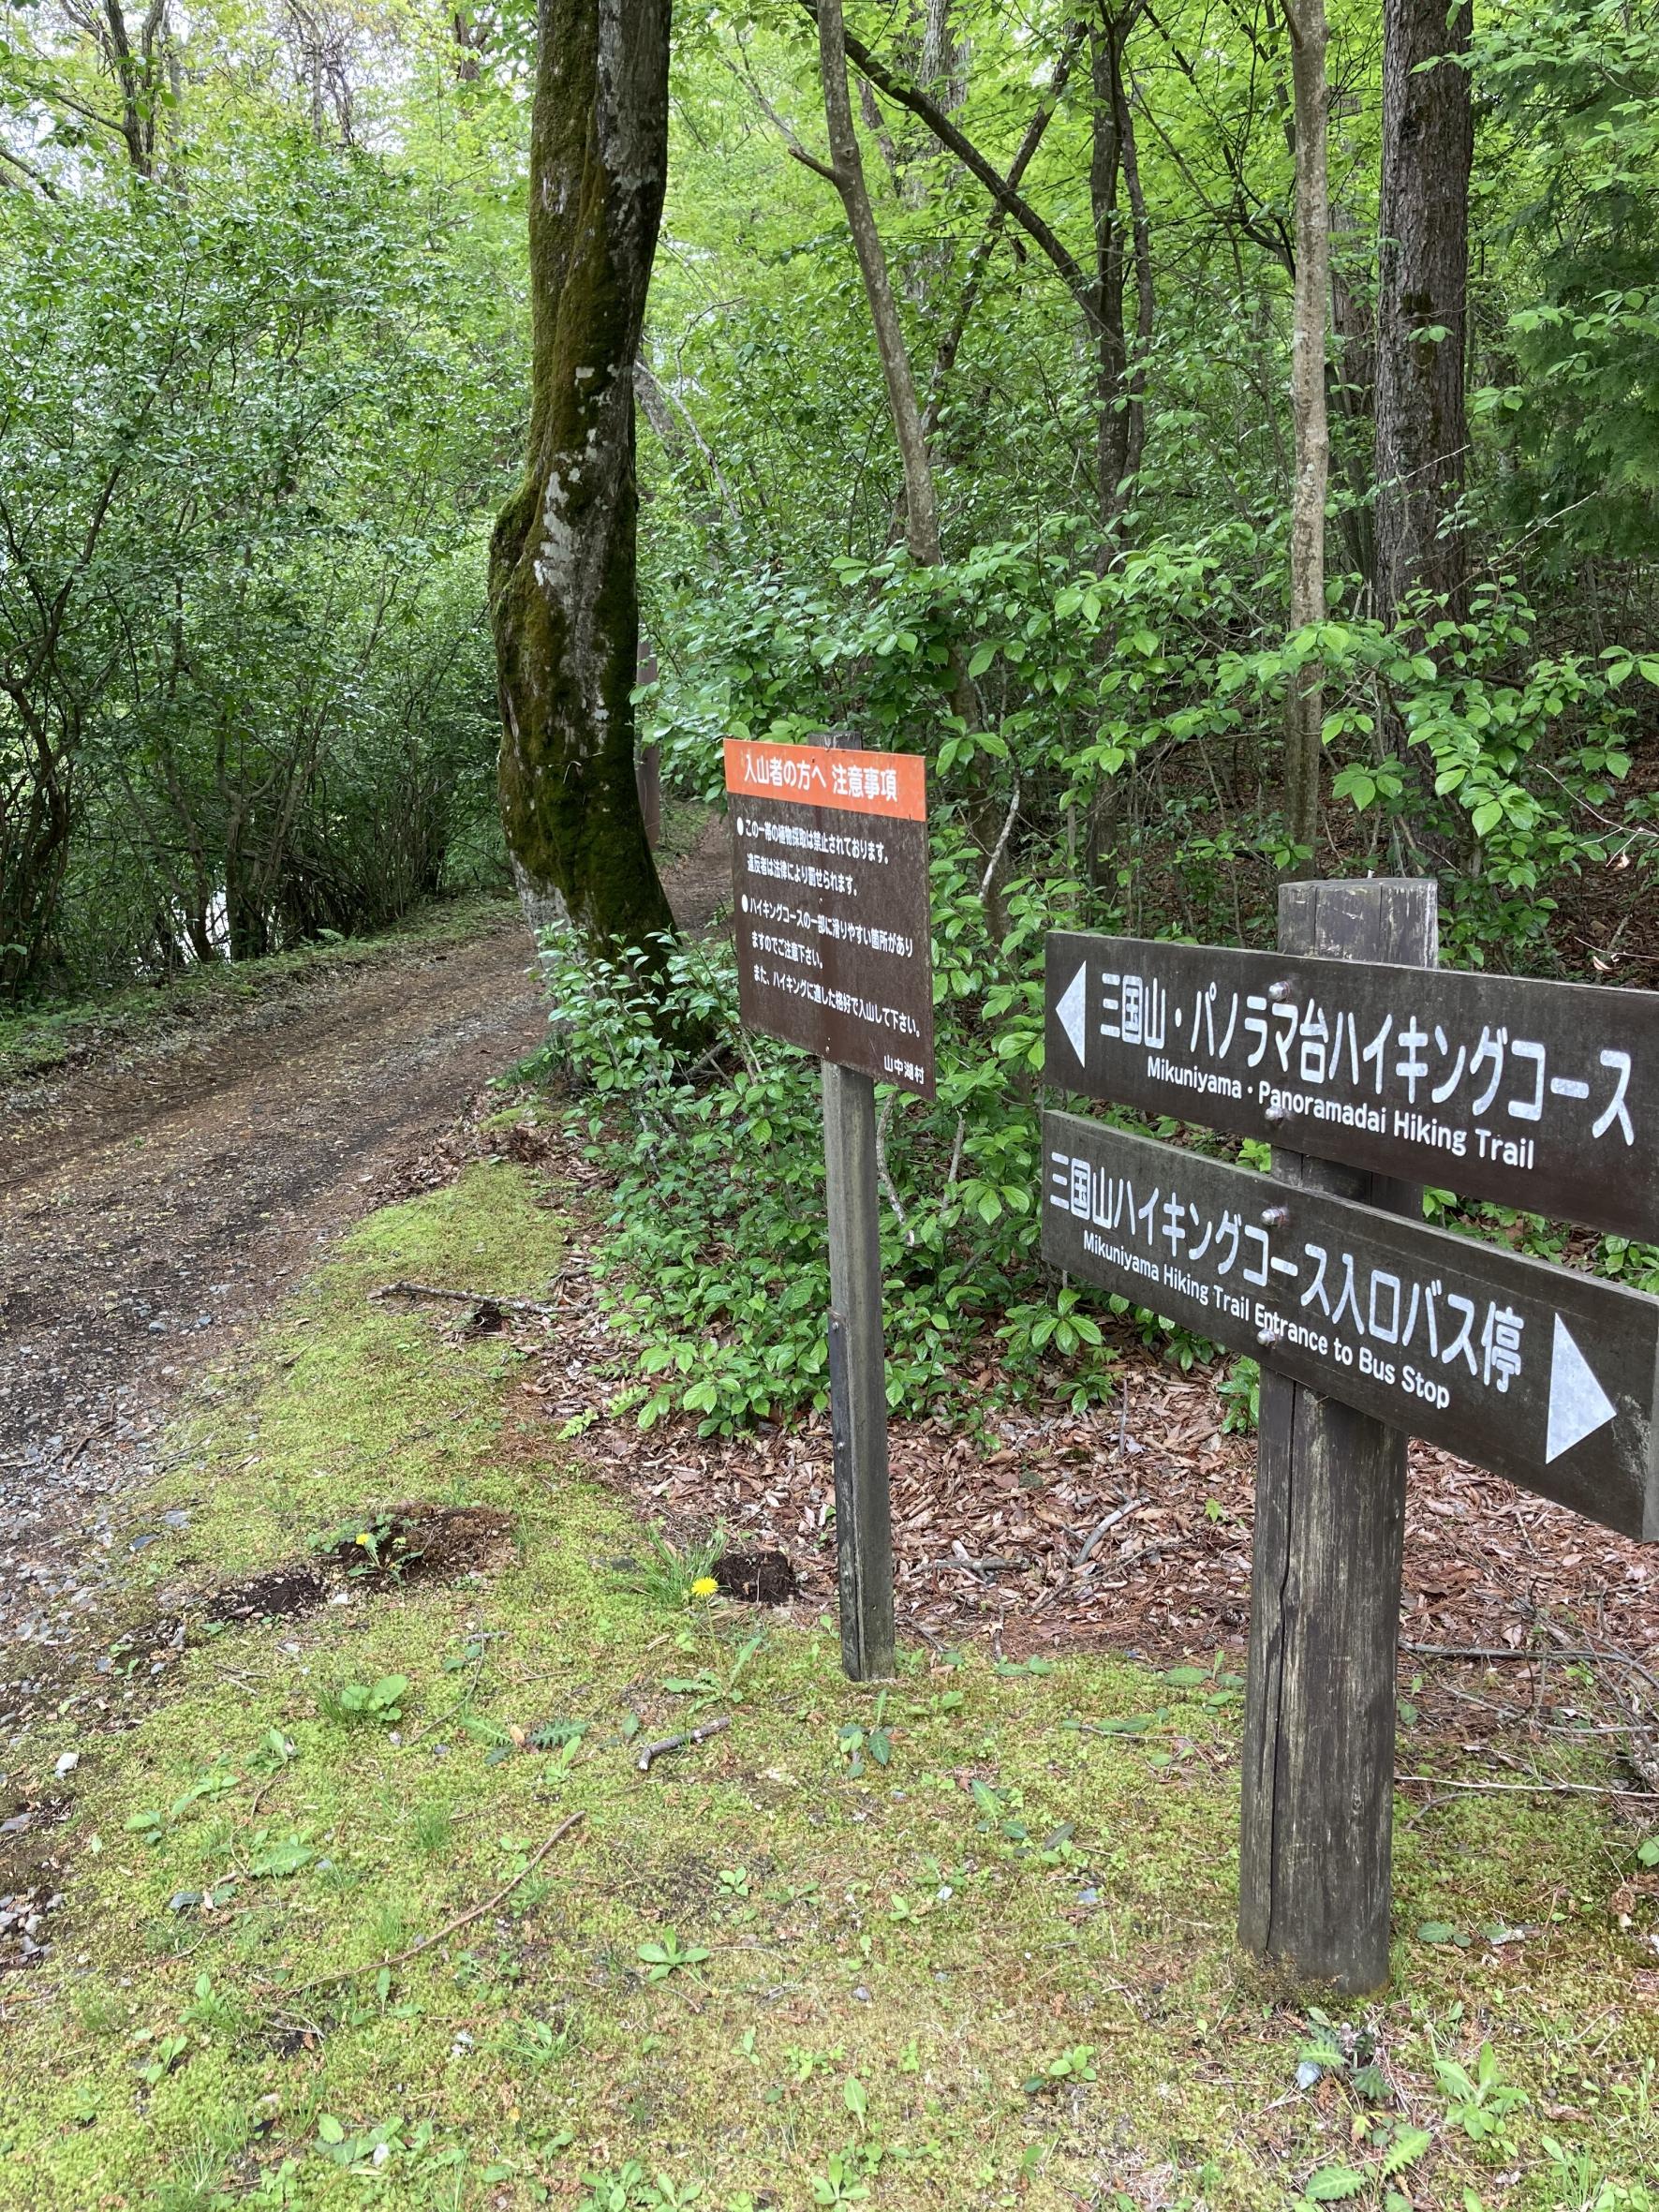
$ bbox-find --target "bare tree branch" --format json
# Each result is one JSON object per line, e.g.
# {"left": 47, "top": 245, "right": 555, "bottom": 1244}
{"left": 794, "top": 0, "right": 1097, "bottom": 322}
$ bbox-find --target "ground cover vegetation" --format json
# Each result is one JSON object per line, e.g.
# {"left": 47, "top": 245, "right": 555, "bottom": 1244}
{"left": 2, "top": 1158, "right": 1657, "bottom": 2209}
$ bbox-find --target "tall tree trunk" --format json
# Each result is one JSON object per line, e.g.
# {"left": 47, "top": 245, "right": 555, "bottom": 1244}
{"left": 1329, "top": 204, "right": 1378, "bottom": 600}
{"left": 1089, "top": 6, "right": 1151, "bottom": 541}
{"left": 489, "top": 0, "right": 675, "bottom": 957}
{"left": 1089, "top": 12, "right": 1130, "bottom": 527}
{"left": 1374, "top": 0, "right": 1473, "bottom": 623}
{"left": 1281, "top": 0, "right": 1330, "bottom": 860}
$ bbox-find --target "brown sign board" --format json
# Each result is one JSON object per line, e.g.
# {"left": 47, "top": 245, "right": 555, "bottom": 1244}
{"left": 1044, "top": 932, "right": 1659, "bottom": 1242}
{"left": 1041, "top": 1111, "right": 1659, "bottom": 1539}
{"left": 725, "top": 738, "right": 935, "bottom": 1097}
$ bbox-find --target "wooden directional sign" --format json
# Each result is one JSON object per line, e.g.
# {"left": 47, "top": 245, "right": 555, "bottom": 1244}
{"left": 1044, "top": 931, "right": 1659, "bottom": 1241}
{"left": 726, "top": 737, "right": 934, "bottom": 1097}
{"left": 1042, "top": 1112, "right": 1659, "bottom": 1540}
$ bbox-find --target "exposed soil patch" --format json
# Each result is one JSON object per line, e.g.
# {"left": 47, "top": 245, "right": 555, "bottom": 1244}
{"left": 318, "top": 1502, "right": 515, "bottom": 1587}
{"left": 205, "top": 1565, "right": 330, "bottom": 1626}
{"left": 0, "top": 1793, "right": 72, "bottom": 1972}
{"left": 188, "top": 1503, "right": 517, "bottom": 1634}
{"left": 712, "top": 1548, "right": 798, "bottom": 1605}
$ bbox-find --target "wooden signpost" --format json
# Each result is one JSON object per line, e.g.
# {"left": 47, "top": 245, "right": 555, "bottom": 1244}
{"left": 725, "top": 735, "right": 935, "bottom": 1681}
{"left": 1044, "top": 880, "right": 1659, "bottom": 1990}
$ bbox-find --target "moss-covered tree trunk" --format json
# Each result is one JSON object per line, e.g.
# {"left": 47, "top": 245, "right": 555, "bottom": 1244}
{"left": 489, "top": 0, "right": 675, "bottom": 958}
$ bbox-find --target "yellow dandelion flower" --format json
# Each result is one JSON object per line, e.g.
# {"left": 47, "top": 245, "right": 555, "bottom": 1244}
{"left": 355, "top": 1532, "right": 373, "bottom": 1547}
{"left": 691, "top": 1576, "right": 718, "bottom": 1598}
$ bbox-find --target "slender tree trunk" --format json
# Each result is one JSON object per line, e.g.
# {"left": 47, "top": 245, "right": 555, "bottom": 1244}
{"left": 1089, "top": 13, "right": 1130, "bottom": 527}
{"left": 489, "top": 0, "right": 675, "bottom": 958}
{"left": 1116, "top": 37, "right": 1154, "bottom": 496}
{"left": 1281, "top": 0, "right": 1330, "bottom": 859}
{"left": 1328, "top": 209, "right": 1378, "bottom": 601}
{"left": 1089, "top": 7, "right": 1152, "bottom": 539}
{"left": 102, "top": 0, "right": 161, "bottom": 175}
{"left": 811, "top": 0, "right": 943, "bottom": 569}
{"left": 1374, "top": 0, "right": 1473, "bottom": 623}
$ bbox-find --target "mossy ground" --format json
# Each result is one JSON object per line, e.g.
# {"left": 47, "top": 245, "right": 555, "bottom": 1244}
{"left": 2, "top": 1163, "right": 1655, "bottom": 2211}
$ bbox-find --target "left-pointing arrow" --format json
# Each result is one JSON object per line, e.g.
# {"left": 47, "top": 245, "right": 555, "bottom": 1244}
{"left": 1056, "top": 961, "right": 1088, "bottom": 1064}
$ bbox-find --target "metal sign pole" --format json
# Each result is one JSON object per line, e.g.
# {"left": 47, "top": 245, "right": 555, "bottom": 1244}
{"left": 823, "top": 1061, "right": 896, "bottom": 1681}
{"left": 796, "top": 723, "right": 897, "bottom": 1683}
{"left": 1237, "top": 878, "right": 1437, "bottom": 1992}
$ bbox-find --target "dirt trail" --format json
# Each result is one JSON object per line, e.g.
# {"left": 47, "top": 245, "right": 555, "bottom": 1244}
{"left": 0, "top": 913, "right": 548, "bottom": 1683}
{"left": 0, "top": 821, "right": 733, "bottom": 1715}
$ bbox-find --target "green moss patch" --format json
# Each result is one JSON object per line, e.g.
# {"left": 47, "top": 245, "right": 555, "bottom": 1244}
{"left": 1, "top": 1166, "right": 1655, "bottom": 2210}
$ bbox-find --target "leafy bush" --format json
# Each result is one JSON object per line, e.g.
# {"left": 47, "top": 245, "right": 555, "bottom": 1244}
{"left": 532, "top": 821, "right": 1128, "bottom": 1435}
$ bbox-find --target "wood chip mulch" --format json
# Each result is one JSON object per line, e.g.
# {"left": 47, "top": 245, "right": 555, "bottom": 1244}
{"left": 492, "top": 1126, "right": 1659, "bottom": 1730}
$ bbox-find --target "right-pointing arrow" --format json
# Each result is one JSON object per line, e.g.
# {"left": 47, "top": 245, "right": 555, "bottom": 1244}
{"left": 1546, "top": 1314, "right": 1618, "bottom": 1463}
{"left": 1056, "top": 961, "right": 1089, "bottom": 1065}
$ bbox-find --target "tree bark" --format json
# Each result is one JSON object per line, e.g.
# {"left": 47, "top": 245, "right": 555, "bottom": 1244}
{"left": 808, "top": 0, "right": 943, "bottom": 570}
{"left": 1281, "top": 0, "right": 1330, "bottom": 860}
{"left": 489, "top": 0, "right": 675, "bottom": 958}
{"left": 1374, "top": 0, "right": 1473, "bottom": 624}
{"left": 1089, "top": 7, "right": 1152, "bottom": 537}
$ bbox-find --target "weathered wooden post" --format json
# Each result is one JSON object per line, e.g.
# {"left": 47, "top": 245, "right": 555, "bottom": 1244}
{"left": 1237, "top": 878, "right": 1437, "bottom": 1990}
{"left": 817, "top": 729, "right": 895, "bottom": 1680}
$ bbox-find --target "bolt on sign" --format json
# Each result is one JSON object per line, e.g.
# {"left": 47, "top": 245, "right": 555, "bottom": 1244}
{"left": 1045, "top": 931, "right": 1659, "bottom": 1241}
{"left": 725, "top": 738, "right": 935, "bottom": 1098}
{"left": 1043, "top": 1115, "right": 1659, "bottom": 1538}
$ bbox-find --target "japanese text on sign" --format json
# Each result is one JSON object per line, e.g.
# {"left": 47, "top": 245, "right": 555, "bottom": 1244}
{"left": 725, "top": 738, "right": 935, "bottom": 1096}
{"left": 1040, "top": 1112, "right": 1659, "bottom": 1538}
{"left": 1046, "top": 934, "right": 1659, "bottom": 1240}
{"left": 1047, "top": 1138, "right": 1524, "bottom": 1409}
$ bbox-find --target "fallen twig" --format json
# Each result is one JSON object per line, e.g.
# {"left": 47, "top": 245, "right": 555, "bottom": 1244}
{"left": 1401, "top": 1641, "right": 1659, "bottom": 1696}
{"left": 978, "top": 776, "right": 1021, "bottom": 904}
{"left": 265, "top": 1811, "right": 585, "bottom": 1997}
{"left": 874, "top": 1091, "right": 913, "bottom": 1246}
{"left": 1396, "top": 1774, "right": 1659, "bottom": 1801}
{"left": 372, "top": 1278, "right": 559, "bottom": 1319}
{"left": 636, "top": 1715, "right": 731, "bottom": 1772}
{"left": 63, "top": 1422, "right": 104, "bottom": 1471}
{"left": 1076, "top": 1495, "right": 1144, "bottom": 1565}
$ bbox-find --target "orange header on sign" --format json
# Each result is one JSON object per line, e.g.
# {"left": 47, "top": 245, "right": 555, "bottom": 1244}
{"left": 723, "top": 738, "right": 926, "bottom": 823}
